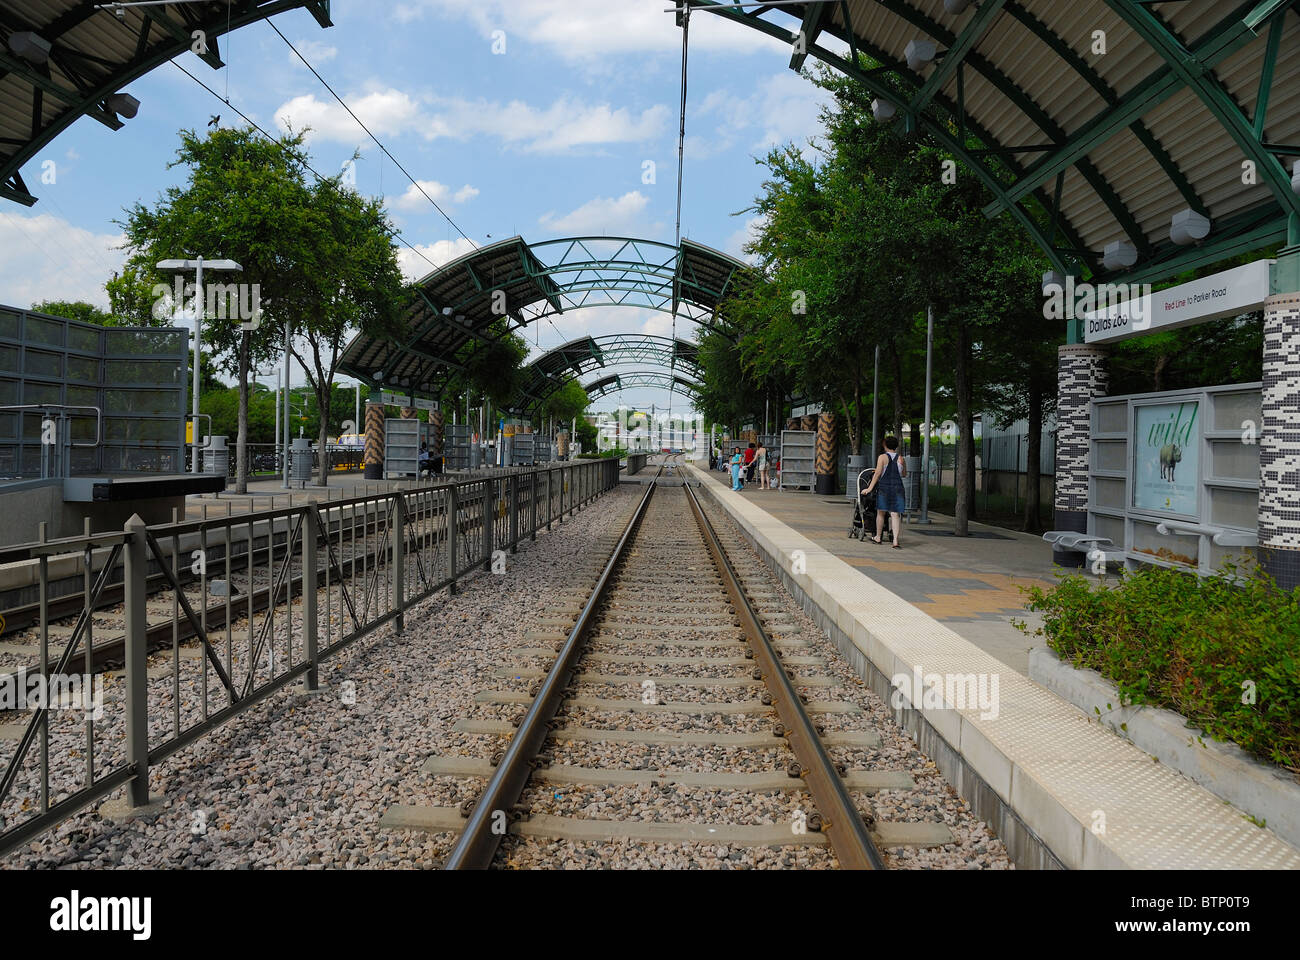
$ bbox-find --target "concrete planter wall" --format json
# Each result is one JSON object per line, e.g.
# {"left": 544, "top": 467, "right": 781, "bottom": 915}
{"left": 1029, "top": 646, "right": 1300, "bottom": 850}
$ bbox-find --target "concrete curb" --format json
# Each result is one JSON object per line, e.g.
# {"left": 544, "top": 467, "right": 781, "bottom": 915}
{"left": 1029, "top": 646, "right": 1300, "bottom": 849}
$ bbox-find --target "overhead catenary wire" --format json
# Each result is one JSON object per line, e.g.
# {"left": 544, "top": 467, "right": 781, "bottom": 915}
{"left": 167, "top": 59, "right": 442, "bottom": 274}
{"left": 267, "top": 19, "right": 475, "bottom": 249}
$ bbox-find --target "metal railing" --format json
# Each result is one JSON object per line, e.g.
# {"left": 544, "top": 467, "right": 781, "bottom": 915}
{"left": 0, "top": 457, "right": 619, "bottom": 857}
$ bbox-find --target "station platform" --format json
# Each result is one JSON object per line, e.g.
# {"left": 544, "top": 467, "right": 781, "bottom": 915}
{"left": 687, "top": 461, "right": 1300, "bottom": 870}
{"left": 709, "top": 472, "right": 1054, "bottom": 675}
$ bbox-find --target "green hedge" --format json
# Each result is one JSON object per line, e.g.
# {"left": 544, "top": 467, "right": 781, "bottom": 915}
{"left": 1016, "top": 564, "right": 1300, "bottom": 771}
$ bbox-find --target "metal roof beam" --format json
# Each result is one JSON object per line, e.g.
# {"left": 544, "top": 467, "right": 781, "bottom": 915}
{"left": 790, "top": 2, "right": 831, "bottom": 71}
{"left": 911, "top": 0, "right": 1008, "bottom": 114}
{"left": 1105, "top": 0, "right": 1300, "bottom": 221}
{"left": 681, "top": 0, "right": 1084, "bottom": 270}
{"left": 984, "top": 2, "right": 1284, "bottom": 217}
{"left": 1000, "top": 1, "right": 1206, "bottom": 217}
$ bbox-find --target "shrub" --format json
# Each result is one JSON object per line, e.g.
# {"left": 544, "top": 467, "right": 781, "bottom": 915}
{"left": 1017, "top": 563, "right": 1300, "bottom": 773}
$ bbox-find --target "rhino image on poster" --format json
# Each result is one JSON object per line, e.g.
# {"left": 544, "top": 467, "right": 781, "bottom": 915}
{"left": 1133, "top": 400, "right": 1199, "bottom": 516}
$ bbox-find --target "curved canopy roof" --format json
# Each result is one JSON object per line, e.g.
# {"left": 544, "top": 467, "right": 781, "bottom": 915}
{"left": 513, "top": 334, "right": 702, "bottom": 414}
{"left": 583, "top": 371, "right": 703, "bottom": 404}
{"left": 1, "top": 1, "right": 332, "bottom": 206}
{"left": 338, "top": 235, "right": 746, "bottom": 400}
{"left": 683, "top": 0, "right": 1300, "bottom": 284}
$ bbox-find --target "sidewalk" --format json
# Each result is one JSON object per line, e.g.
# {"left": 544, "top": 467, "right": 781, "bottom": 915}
{"left": 729, "top": 480, "right": 1055, "bottom": 675}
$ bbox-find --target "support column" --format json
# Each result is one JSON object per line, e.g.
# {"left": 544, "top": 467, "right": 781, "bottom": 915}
{"left": 815, "top": 410, "right": 837, "bottom": 495}
{"left": 786, "top": 418, "right": 799, "bottom": 431}
{"left": 432, "top": 408, "right": 446, "bottom": 457}
{"left": 1259, "top": 290, "right": 1300, "bottom": 589}
{"left": 1054, "top": 343, "right": 1109, "bottom": 567}
{"left": 800, "top": 414, "right": 817, "bottom": 432}
{"left": 364, "top": 401, "right": 385, "bottom": 481}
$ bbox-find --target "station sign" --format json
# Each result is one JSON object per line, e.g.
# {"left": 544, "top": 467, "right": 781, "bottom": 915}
{"left": 1082, "top": 260, "right": 1273, "bottom": 344}
{"left": 378, "top": 392, "right": 437, "bottom": 411}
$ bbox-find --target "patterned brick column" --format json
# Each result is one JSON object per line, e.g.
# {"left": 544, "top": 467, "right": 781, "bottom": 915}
{"left": 1259, "top": 292, "right": 1300, "bottom": 589}
{"left": 364, "top": 401, "right": 385, "bottom": 480}
{"left": 786, "top": 418, "right": 800, "bottom": 431}
{"left": 1054, "top": 343, "right": 1109, "bottom": 567}
{"left": 815, "top": 411, "right": 837, "bottom": 495}
{"left": 800, "top": 414, "right": 817, "bottom": 431}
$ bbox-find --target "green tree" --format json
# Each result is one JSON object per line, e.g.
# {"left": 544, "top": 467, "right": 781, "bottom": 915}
{"left": 117, "top": 127, "right": 403, "bottom": 490}
{"left": 30, "top": 300, "right": 113, "bottom": 325}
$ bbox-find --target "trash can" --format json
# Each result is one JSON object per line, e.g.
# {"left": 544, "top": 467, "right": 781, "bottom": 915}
{"left": 846, "top": 454, "right": 870, "bottom": 501}
{"left": 290, "top": 437, "right": 312, "bottom": 483}
{"left": 904, "top": 455, "right": 922, "bottom": 513}
{"left": 203, "top": 436, "right": 229, "bottom": 477}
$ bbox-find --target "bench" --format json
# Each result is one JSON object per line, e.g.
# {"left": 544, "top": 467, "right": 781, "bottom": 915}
{"left": 1043, "top": 531, "right": 1120, "bottom": 574}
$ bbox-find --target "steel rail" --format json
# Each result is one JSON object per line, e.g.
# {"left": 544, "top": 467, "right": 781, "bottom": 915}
{"left": 444, "top": 465, "right": 664, "bottom": 869}
{"left": 682, "top": 480, "right": 886, "bottom": 870}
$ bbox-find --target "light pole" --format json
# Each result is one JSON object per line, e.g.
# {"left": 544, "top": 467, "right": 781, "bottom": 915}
{"left": 918, "top": 305, "right": 935, "bottom": 524}
{"left": 156, "top": 257, "right": 242, "bottom": 474}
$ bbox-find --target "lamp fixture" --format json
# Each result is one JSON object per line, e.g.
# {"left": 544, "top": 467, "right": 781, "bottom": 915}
{"left": 8, "top": 31, "right": 51, "bottom": 66}
{"left": 1169, "top": 209, "right": 1211, "bottom": 246}
{"left": 905, "top": 39, "right": 937, "bottom": 71}
{"left": 1101, "top": 241, "right": 1138, "bottom": 271}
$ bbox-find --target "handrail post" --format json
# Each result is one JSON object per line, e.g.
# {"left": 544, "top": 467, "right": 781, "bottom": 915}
{"left": 393, "top": 494, "right": 406, "bottom": 633}
{"left": 482, "top": 478, "right": 494, "bottom": 571}
{"left": 447, "top": 483, "right": 459, "bottom": 595}
{"left": 509, "top": 474, "right": 519, "bottom": 554}
{"left": 530, "top": 469, "right": 538, "bottom": 541}
{"left": 559, "top": 466, "right": 566, "bottom": 523}
{"left": 303, "top": 502, "right": 320, "bottom": 691}
{"left": 123, "top": 514, "right": 150, "bottom": 808}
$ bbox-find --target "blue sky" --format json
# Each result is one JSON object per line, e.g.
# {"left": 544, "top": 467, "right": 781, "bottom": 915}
{"left": 0, "top": 0, "right": 837, "bottom": 414}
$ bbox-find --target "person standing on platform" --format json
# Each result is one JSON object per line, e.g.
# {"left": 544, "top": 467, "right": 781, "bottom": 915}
{"left": 743, "top": 442, "right": 756, "bottom": 484}
{"left": 730, "top": 447, "right": 744, "bottom": 491}
{"left": 709, "top": 445, "right": 717, "bottom": 470}
{"left": 755, "top": 440, "right": 769, "bottom": 490}
{"left": 861, "top": 436, "right": 907, "bottom": 548}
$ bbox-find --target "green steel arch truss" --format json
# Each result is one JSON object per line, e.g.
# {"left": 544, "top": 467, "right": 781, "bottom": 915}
{"left": 338, "top": 235, "right": 747, "bottom": 402}
{"left": 512, "top": 334, "right": 702, "bottom": 415}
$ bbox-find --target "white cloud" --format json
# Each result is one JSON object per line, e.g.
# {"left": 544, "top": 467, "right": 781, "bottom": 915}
{"left": 274, "top": 89, "right": 422, "bottom": 143}
{"left": 289, "top": 38, "right": 338, "bottom": 67}
{"left": 689, "top": 73, "right": 831, "bottom": 160}
{"left": 539, "top": 191, "right": 650, "bottom": 235}
{"left": 396, "top": 237, "right": 479, "bottom": 281}
{"left": 426, "top": 97, "right": 668, "bottom": 153}
{"left": 0, "top": 212, "right": 125, "bottom": 310}
{"left": 726, "top": 214, "right": 765, "bottom": 263}
{"left": 274, "top": 89, "right": 666, "bottom": 154}
{"left": 389, "top": 0, "right": 786, "bottom": 62}
{"left": 394, "top": 180, "right": 479, "bottom": 211}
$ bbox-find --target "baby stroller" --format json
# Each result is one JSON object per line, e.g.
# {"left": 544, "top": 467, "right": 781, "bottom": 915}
{"left": 849, "top": 468, "right": 875, "bottom": 540}
{"left": 849, "top": 467, "right": 893, "bottom": 541}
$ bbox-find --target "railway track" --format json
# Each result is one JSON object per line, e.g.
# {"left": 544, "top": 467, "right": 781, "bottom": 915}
{"left": 390, "top": 456, "right": 914, "bottom": 868}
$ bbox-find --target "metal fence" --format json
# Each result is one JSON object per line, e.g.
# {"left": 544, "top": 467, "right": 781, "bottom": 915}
{"left": 0, "top": 457, "right": 618, "bottom": 856}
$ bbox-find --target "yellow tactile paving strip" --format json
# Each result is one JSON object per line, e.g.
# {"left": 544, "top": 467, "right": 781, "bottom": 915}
{"left": 841, "top": 555, "right": 1054, "bottom": 620}
{"left": 689, "top": 463, "right": 1300, "bottom": 870}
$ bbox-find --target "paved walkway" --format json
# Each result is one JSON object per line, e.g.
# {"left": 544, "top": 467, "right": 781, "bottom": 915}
{"left": 723, "top": 479, "right": 1056, "bottom": 675}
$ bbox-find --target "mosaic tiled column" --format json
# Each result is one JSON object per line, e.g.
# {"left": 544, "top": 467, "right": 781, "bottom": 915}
{"left": 431, "top": 408, "right": 445, "bottom": 455}
{"left": 364, "top": 401, "right": 385, "bottom": 480}
{"left": 786, "top": 418, "right": 800, "bottom": 431}
{"left": 1054, "top": 343, "right": 1109, "bottom": 567}
{"left": 800, "top": 414, "right": 817, "bottom": 431}
{"left": 1259, "top": 292, "right": 1300, "bottom": 589}
{"left": 815, "top": 411, "right": 837, "bottom": 495}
